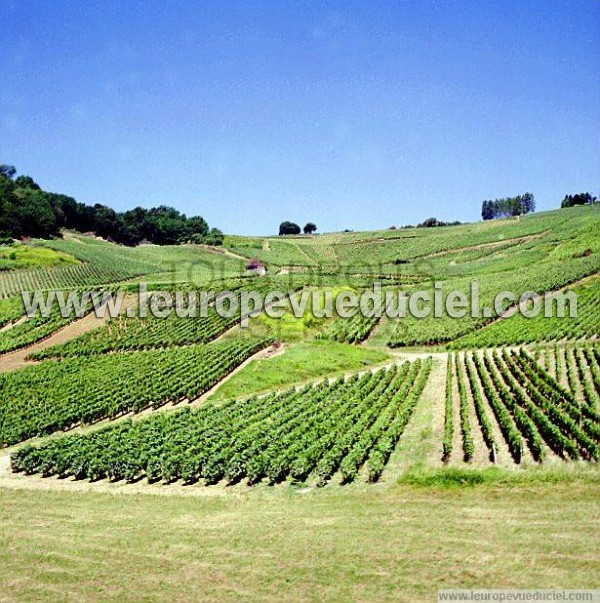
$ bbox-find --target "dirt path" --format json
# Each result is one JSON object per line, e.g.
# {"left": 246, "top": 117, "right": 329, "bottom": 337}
{"left": 198, "top": 244, "right": 250, "bottom": 264}
{"left": 0, "top": 313, "right": 108, "bottom": 373}
{"left": 0, "top": 315, "right": 28, "bottom": 332}
{"left": 0, "top": 295, "right": 138, "bottom": 373}
{"left": 457, "top": 352, "right": 490, "bottom": 465}
{"left": 418, "top": 232, "right": 547, "bottom": 260}
{"left": 423, "top": 353, "right": 448, "bottom": 468}
{"left": 382, "top": 355, "right": 446, "bottom": 480}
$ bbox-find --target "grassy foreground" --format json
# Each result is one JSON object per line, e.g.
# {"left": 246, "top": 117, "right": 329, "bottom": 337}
{"left": 1, "top": 478, "right": 598, "bottom": 601}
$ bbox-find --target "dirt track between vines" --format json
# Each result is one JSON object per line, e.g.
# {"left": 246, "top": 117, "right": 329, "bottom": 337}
{"left": 0, "top": 296, "right": 138, "bottom": 373}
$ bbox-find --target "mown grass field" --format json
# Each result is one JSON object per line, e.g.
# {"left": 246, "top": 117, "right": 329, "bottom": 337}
{"left": 1, "top": 476, "right": 598, "bottom": 602}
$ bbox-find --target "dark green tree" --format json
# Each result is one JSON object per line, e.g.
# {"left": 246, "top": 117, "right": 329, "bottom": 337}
{"left": 14, "top": 175, "right": 41, "bottom": 190}
{"left": 561, "top": 192, "right": 596, "bottom": 208}
{"left": 279, "top": 221, "right": 301, "bottom": 235}
{"left": 0, "top": 165, "right": 16, "bottom": 179}
{"left": 14, "top": 189, "right": 57, "bottom": 238}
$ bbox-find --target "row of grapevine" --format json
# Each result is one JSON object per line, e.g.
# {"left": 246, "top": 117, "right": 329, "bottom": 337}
{"left": 441, "top": 347, "right": 599, "bottom": 465}
{"left": 450, "top": 279, "right": 600, "bottom": 349}
{"left": 0, "top": 308, "right": 75, "bottom": 354}
{"left": 0, "top": 296, "right": 26, "bottom": 328}
{"left": 463, "top": 354, "right": 497, "bottom": 461}
{"left": 442, "top": 355, "right": 454, "bottom": 462}
{"left": 535, "top": 343, "right": 599, "bottom": 413}
{"left": 0, "top": 262, "right": 136, "bottom": 299}
{"left": 482, "top": 351, "right": 546, "bottom": 461}
{"left": 11, "top": 359, "right": 432, "bottom": 486}
{"left": 472, "top": 353, "right": 525, "bottom": 463}
{"left": 364, "top": 360, "right": 432, "bottom": 481}
{"left": 497, "top": 350, "right": 597, "bottom": 460}
{"left": 0, "top": 338, "right": 272, "bottom": 446}
{"left": 583, "top": 347, "right": 600, "bottom": 403}
{"left": 514, "top": 349, "right": 600, "bottom": 440}
{"left": 316, "top": 312, "right": 381, "bottom": 344}
{"left": 455, "top": 354, "right": 474, "bottom": 462}
{"left": 28, "top": 309, "right": 236, "bottom": 359}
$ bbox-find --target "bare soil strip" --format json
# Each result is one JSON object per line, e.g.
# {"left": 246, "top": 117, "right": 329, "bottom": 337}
{"left": 495, "top": 352, "right": 561, "bottom": 463}
{"left": 0, "top": 315, "right": 28, "bottom": 332}
{"left": 0, "top": 313, "right": 108, "bottom": 373}
{"left": 0, "top": 295, "right": 138, "bottom": 373}
{"left": 423, "top": 353, "right": 448, "bottom": 468}
{"left": 382, "top": 355, "right": 445, "bottom": 480}
{"left": 195, "top": 243, "right": 250, "bottom": 264}
{"left": 418, "top": 232, "right": 548, "bottom": 260}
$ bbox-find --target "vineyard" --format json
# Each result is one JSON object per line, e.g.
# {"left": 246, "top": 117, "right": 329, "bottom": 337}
{"left": 442, "top": 348, "right": 600, "bottom": 465}
{"left": 0, "top": 295, "right": 26, "bottom": 329}
{"left": 333, "top": 210, "right": 578, "bottom": 267}
{"left": 0, "top": 338, "right": 272, "bottom": 446}
{"left": 0, "top": 262, "right": 136, "bottom": 300}
{"left": 0, "top": 306, "right": 76, "bottom": 354}
{"left": 535, "top": 342, "right": 600, "bottom": 407}
{"left": 28, "top": 281, "right": 289, "bottom": 359}
{"left": 451, "top": 278, "right": 600, "bottom": 348}
{"left": 316, "top": 311, "right": 381, "bottom": 344}
{"left": 0, "top": 233, "right": 247, "bottom": 299}
{"left": 27, "top": 308, "right": 237, "bottom": 358}
{"left": 382, "top": 254, "right": 599, "bottom": 348}
{"left": 0, "top": 205, "right": 598, "bottom": 490}
{"left": 10, "top": 359, "right": 431, "bottom": 485}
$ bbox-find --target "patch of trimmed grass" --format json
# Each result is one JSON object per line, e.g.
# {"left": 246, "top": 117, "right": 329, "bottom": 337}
{"left": 209, "top": 340, "right": 390, "bottom": 400}
{"left": 0, "top": 242, "right": 79, "bottom": 270}
{"left": 398, "top": 464, "right": 600, "bottom": 488}
{"left": 0, "top": 481, "right": 598, "bottom": 601}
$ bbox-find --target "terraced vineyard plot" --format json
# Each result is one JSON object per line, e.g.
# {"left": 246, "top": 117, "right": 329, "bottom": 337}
{"left": 536, "top": 343, "right": 600, "bottom": 412}
{"left": 451, "top": 279, "right": 600, "bottom": 349}
{"left": 0, "top": 307, "right": 75, "bottom": 354}
{"left": 316, "top": 312, "right": 381, "bottom": 344}
{"left": 0, "top": 263, "right": 136, "bottom": 300}
{"left": 334, "top": 210, "right": 578, "bottom": 267}
{"left": 442, "top": 349, "right": 600, "bottom": 464}
{"left": 0, "top": 234, "right": 248, "bottom": 299}
{"left": 0, "top": 296, "right": 26, "bottom": 329}
{"left": 385, "top": 254, "right": 599, "bottom": 348}
{"left": 28, "top": 309, "right": 237, "bottom": 358}
{"left": 225, "top": 237, "right": 319, "bottom": 267}
{"left": 294, "top": 240, "right": 340, "bottom": 268}
{"left": 0, "top": 292, "right": 103, "bottom": 354}
{"left": 29, "top": 282, "right": 288, "bottom": 359}
{"left": 11, "top": 358, "right": 432, "bottom": 485}
{"left": 0, "top": 338, "right": 272, "bottom": 446}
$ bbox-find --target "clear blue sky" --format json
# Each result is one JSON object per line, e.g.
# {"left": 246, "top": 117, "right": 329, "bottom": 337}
{"left": 1, "top": 1, "right": 598, "bottom": 235}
